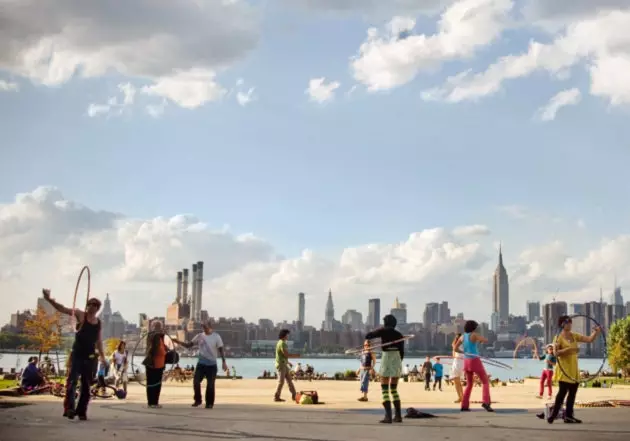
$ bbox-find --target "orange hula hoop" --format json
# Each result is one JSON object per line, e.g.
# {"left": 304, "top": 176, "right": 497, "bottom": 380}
{"left": 71, "top": 265, "right": 91, "bottom": 332}
{"left": 513, "top": 336, "right": 539, "bottom": 360}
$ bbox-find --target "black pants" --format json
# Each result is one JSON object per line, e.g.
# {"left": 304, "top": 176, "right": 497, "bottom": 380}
{"left": 194, "top": 364, "right": 218, "bottom": 406}
{"left": 145, "top": 367, "right": 165, "bottom": 406}
{"left": 64, "top": 355, "right": 94, "bottom": 416}
{"left": 433, "top": 376, "right": 442, "bottom": 390}
{"left": 551, "top": 381, "right": 579, "bottom": 418}
{"left": 424, "top": 374, "right": 431, "bottom": 390}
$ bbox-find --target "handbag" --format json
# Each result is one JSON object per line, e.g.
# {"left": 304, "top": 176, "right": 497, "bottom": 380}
{"left": 165, "top": 350, "right": 180, "bottom": 365}
{"left": 295, "top": 390, "right": 319, "bottom": 404}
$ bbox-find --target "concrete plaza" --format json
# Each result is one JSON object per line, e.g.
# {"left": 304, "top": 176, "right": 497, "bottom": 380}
{"left": 1, "top": 380, "right": 630, "bottom": 441}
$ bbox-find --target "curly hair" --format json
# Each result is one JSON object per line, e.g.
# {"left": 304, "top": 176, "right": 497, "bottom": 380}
{"left": 464, "top": 320, "right": 478, "bottom": 334}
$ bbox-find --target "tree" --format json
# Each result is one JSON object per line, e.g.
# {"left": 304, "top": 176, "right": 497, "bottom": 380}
{"left": 607, "top": 316, "right": 630, "bottom": 377}
{"left": 105, "top": 338, "right": 121, "bottom": 356}
{"left": 23, "top": 306, "right": 62, "bottom": 358}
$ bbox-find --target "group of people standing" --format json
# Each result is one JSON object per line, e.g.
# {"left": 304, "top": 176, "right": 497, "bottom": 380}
{"left": 353, "top": 313, "right": 602, "bottom": 425}
{"left": 41, "top": 289, "right": 228, "bottom": 419}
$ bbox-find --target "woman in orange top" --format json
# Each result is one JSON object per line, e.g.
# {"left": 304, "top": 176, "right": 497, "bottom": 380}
{"left": 143, "top": 321, "right": 168, "bottom": 408}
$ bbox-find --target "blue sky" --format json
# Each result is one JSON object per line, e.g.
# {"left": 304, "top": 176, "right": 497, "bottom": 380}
{"left": 1, "top": 1, "right": 629, "bottom": 323}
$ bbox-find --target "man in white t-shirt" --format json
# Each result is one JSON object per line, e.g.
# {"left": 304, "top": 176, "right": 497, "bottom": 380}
{"left": 179, "top": 321, "right": 228, "bottom": 409}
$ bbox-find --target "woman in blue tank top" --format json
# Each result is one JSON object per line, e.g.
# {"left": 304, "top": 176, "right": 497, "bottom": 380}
{"left": 455, "top": 320, "right": 493, "bottom": 412}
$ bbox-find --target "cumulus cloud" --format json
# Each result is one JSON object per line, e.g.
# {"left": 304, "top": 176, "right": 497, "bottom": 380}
{"left": 0, "top": 0, "right": 258, "bottom": 108}
{"left": 535, "top": 88, "right": 581, "bottom": 122}
{"left": 422, "top": 6, "right": 630, "bottom": 107}
{"left": 1, "top": 187, "right": 628, "bottom": 325}
{"left": 306, "top": 78, "right": 341, "bottom": 103}
{"left": 350, "top": 0, "right": 515, "bottom": 91}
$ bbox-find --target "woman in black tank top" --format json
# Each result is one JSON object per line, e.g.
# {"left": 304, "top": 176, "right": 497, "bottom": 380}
{"left": 42, "top": 289, "right": 105, "bottom": 420}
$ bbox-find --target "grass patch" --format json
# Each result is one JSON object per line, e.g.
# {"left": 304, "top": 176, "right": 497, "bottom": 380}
{"left": 582, "top": 376, "right": 630, "bottom": 388}
{"left": 0, "top": 379, "right": 18, "bottom": 390}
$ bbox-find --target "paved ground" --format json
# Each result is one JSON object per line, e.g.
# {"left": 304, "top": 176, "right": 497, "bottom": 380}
{"left": 1, "top": 399, "right": 630, "bottom": 441}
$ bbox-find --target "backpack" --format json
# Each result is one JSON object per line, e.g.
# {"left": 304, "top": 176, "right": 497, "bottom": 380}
{"left": 295, "top": 390, "right": 318, "bottom": 405}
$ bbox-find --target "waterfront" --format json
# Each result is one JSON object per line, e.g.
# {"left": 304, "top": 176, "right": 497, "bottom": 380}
{"left": 0, "top": 352, "right": 609, "bottom": 380}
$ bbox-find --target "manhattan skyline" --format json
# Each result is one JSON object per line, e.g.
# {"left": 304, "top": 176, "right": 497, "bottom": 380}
{"left": 2, "top": 2, "right": 630, "bottom": 324}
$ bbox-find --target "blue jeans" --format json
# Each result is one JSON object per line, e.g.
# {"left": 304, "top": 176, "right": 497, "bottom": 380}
{"left": 360, "top": 369, "right": 370, "bottom": 393}
{"left": 193, "top": 363, "right": 218, "bottom": 406}
{"left": 64, "top": 354, "right": 95, "bottom": 415}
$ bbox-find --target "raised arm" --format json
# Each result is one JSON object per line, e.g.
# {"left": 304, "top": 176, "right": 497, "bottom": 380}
{"left": 576, "top": 327, "right": 601, "bottom": 344}
{"left": 42, "top": 289, "right": 82, "bottom": 320}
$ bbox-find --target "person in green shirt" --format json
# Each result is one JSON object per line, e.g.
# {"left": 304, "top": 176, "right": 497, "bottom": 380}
{"left": 274, "top": 329, "right": 298, "bottom": 402}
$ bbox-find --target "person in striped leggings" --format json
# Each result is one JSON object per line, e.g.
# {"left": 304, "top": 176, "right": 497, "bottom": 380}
{"left": 365, "top": 314, "right": 405, "bottom": 423}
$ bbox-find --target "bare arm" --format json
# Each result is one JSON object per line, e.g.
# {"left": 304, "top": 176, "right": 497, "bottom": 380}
{"left": 97, "top": 328, "right": 105, "bottom": 361}
{"left": 576, "top": 328, "right": 601, "bottom": 344}
{"left": 472, "top": 332, "right": 488, "bottom": 344}
{"left": 42, "top": 289, "right": 82, "bottom": 320}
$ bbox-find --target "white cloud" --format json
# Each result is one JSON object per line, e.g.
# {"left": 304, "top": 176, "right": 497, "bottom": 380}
{"left": 422, "top": 7, "right": 630, "bottom": 107}
{"left": 87, "top": 83, "right": 137, "bottom": 118}
{"left": 236, "top": 87, "right": 256, "bottom": 107}
{"left": 141, "top": 69, "right": 226, "bottom": 109}
{"left": 536, "top": 88, "right": 581, "bottom": 122}
{"left": 452, "top": 224, "right": 491, "bottom": 237}
{"left": 288, "top": 0, "right": 456, "bottom": 18}
{"left": 0, "top": 79, "right": 19, "bottom": 92}
{"left": 350, "top": 0, "right": 515, "bottom": 91}
{"left": 0, "top": 0, "right": 258, "bottom": 109}
{"left": 306, "top": 77, "right": 341, "bottom": 103}
{"left": 2, "top": 187, "right": 628, "bottom": 325}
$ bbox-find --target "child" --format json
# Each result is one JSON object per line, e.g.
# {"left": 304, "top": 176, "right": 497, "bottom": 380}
{"left": 96, "top": 360, "right": 108, "bottom": 391}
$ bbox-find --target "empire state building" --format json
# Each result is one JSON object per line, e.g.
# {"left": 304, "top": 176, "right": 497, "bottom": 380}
{"left": 492, "top": 245, "right": 510, "bottom": 324}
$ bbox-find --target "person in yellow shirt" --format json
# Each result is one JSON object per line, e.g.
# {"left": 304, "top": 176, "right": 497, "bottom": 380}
{"left": 547, "top": 315, "right": 601, "bottom": 424}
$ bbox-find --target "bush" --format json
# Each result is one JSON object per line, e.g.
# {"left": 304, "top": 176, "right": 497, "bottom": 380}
{"left": 344, "top": 369, "right": 357, "bottom": 379}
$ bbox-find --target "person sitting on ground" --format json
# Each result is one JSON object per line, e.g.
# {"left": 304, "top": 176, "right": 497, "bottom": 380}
{"left": 21, "top": 357, "right": 46, "bottom": 390}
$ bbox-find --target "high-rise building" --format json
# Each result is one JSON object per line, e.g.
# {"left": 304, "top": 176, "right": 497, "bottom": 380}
{"left": 570, "top": 303, "right": 584, "bottom": 315}
{"left": 298, "top": 292, "right": 305, "bottom": 328}
{"left": 323, "top": 289, "right": 335, "bottom": 331}
{"left": 613, "top": 286, "right": 623, "bottom": 306}
{"left": 423, "top": 302, "right": 439, "bottom": 328}
{"left": 543, "top": 301, "right": 567, "bottom": 344}
{"left": 526, "top": 301, "right": 540, "bottom": 322}
{"left": 341, "top": 309, "right": 363, "bottom": 330}
{"left": 390, "top": 297, "right": 407, "bottom": 326}
{"left": 438, "top": 301, "right": 450, "bottom": 324}
{"left": 368, "top": 298, "right": 381, "bottom": 329}
{"left": 492, "top": 244, "right": 510, "bottom": 324}
{"left": 583, "top": 301, "right": 606, "bottom": 357}
{"left": 626, "top": 301, "right": 630, "bottom": 317}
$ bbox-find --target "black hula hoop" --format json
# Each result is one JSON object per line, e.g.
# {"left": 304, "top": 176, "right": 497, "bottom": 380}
{"left": 131, "top": 331, "right": 178, "bottom": 388}
{"left": 555, "top": 313, "right": 607, "bottom": 383}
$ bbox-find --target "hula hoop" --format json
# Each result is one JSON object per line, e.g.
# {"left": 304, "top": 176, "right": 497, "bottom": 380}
{"left": 71, "top": 265, "right": 91, "bottom": 331}
{"left": 439, "top": 353, "right": 512, "bottom": 369}
{"left": 345, "top": 335, "right": 415, "bottom": 354}
{"left": 555, "top": 314, "right": 607, "bottom": 383}
{"left": 512, "top": 336, "right": 539, "bottom": 367}
{"left": 130, "top": 331, "right": 177, "bottom": 388}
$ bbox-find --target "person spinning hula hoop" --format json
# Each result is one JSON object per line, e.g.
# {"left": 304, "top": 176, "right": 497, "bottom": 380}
{"left": 543, "top": 315, "right": 601, "bottom": 424}
{"left": 365, "top": 314, "right": 405, "bottom": 424}
{"left": 42, "top": 288, "right": 106, "bottom": 421}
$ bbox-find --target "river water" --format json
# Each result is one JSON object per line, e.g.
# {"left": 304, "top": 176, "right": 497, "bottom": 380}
{"left": 0, "top": 352, "right": 609, "bottom": 380}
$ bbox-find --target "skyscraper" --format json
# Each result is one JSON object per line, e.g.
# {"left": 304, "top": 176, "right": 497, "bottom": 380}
{"left": 423, "top": 302, "right": 439, "bottom": 327}
{"left": 543, "top": 301, "right": 567, "bottom": 344}
{"left": 298, "top": 292, "right": 305, "bottom": 327}
{"left": 323, "top": 289, "right": 335, "bottom": 331}
{"left": 390, "top": 297, "right": 407, "bottom": 325}
{"left": 368, "top": 298, "right": 380, "bottom": 329}
{"left": 492, "top": 244, "right": 510, "bottom": 323}
{"left": 526, "top": 301, "right": 540, "bottom": 322}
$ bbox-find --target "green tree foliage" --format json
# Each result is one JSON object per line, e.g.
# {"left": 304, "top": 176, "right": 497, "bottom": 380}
{"left": 0, "top": 332, "right": 32, "bottom": 349}
{"left": 607, "top": 316, "right": 630, "bottom": 377}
